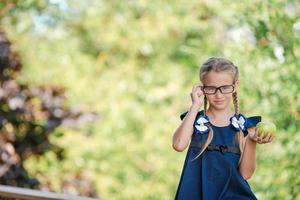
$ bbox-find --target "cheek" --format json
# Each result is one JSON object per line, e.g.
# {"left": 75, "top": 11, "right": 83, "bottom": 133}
{"left": 225, "top": 96, "right": 233, "bottom": 104}
{"left": 225, "top": 95, "right": 233, "bottom": 101}
{"left": 206, "top": 94, "right": 232, "bottom": 101}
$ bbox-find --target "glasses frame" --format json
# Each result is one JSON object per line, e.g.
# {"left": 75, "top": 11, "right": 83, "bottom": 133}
{"left": 201, "top": 82, "right": 236, "bottom": 95}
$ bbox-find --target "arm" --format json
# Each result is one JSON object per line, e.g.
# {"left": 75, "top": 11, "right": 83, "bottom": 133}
{"left": 172, "top": 105, "right": 199, "bottom": 152}
{"left": 238, "top": 121, "right": 276, "bottom": 180}
{"left": 173, "top": 83, "right": 204, "bottom": 152}
{"left": 238, "top": 127, "right": 257, "bottom": 180}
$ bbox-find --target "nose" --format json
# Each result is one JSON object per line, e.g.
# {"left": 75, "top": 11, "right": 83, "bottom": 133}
{"left": 215, "top": 88, "right": 223, "bottom": 97}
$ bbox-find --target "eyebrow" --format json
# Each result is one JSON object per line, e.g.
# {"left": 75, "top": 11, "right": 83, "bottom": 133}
{"left": 203, "top": 84, "right": 233, "bottom": 87}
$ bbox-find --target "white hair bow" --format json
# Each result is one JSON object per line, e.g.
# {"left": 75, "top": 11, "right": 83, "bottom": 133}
{"left": 195, "top": 115, "right": 210, "bottom": 134}
{"left": 230, "top": 114, "right": 247, "bottom": 131}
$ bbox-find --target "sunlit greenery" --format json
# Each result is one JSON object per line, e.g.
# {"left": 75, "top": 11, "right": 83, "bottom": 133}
{"left": 1, "top": 0, "right": 299, "bottom": 199}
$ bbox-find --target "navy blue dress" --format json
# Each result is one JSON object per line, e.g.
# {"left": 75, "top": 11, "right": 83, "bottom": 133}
{"left": 174, "top": 110, "right": 261, "bottom": 200}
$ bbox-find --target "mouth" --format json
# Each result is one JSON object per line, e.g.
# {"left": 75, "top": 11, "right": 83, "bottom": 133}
{"left": 214, "top": 100, "right": 224, "bottom": 104}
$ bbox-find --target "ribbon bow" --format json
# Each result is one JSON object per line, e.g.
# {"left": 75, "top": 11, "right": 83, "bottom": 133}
{"left": 194, "top": 115, "right": 209, "bottom": 134}
{"left": 230, "top": 114, "right": 247, "bottom": 131}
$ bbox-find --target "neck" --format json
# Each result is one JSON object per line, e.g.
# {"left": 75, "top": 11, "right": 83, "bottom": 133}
{"left": 206, "top": 107, "right": 234, "bottom": 120}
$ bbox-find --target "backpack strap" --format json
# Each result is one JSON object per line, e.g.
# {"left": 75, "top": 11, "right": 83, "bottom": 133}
{"left": 190, "top": 141, "right": 241, "bottom": 155}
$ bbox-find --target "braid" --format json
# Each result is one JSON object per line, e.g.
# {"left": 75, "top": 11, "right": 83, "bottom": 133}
{"left": 190, "top": 125, "right": 214, "bottom": 162}
{"left": 190, "top": 95, "right": 214, "bottom": 162}
{"left": 232, "top": 91, "right": 246, "bottom": 166}
{"left": 204, "top": 96, "right": 208, "bottom": 116}
{"left": 232, "top": 91, "right": 239, "bottom": 115}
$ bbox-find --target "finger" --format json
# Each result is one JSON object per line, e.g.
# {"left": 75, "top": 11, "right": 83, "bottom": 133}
{"left": 196, "top": 83, "right": 203, "bottom": 90}
{"left": 257, "top": 138, "right": 262, "bottom": 143}
{"left": 259, "top": 137, "right": 265, "bottom": 144}
{"left": 263, "top": 132, "right": 271, "bottom": 142}
{"left": 196, "top": 88, "right": 204, "bottom": 96}
{"left": 190, "top": 92, "right": 195, "bottom": 98}
{"left": 196, "top": 85, "right": 203, "bottom": 92}
{"left": 192, "top": 88, "right": 198, "bottom": 96}
{"left": 191, "top": 91, "right": 198, "bottom": 97}
{"left": 257, "top": 133, "right": 264, "bottom": 143}
{"left": 256, "top": 136, "right": 260, "bottom": 143}
{"left": 258, "top": 131, "right": 264, "bottom": 141}
{"left": 269, "top": 135, "right": 275, "bottom": 142}
{"left": 193, "top": 84, "right": 199, "bottom": 90}
{"left": 256, "top": 135, "right": 260, "bottom": 142}
{"left": 257, "top": 139, "right": 262, "bottom": 144}
{"left": 192, "top": 85, "right": 197, "bottom": 92}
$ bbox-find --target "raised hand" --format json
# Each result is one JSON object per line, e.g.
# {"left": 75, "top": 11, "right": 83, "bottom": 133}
{"left": 190, "top": 83, "right": 204, "bottom": 109}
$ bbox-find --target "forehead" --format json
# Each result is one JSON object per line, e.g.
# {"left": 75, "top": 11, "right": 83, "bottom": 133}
{"left": 202, "top": 71, "right": 234, "bottom": 86}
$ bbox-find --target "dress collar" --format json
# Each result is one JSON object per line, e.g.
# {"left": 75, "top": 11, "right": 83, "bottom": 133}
{"left": 194, "top": 111, "right": 247, "bottom": 134}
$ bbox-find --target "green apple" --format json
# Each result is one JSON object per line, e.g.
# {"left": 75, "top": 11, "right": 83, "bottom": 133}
{"left": 256, "top": 122, "right": 277, "bottom": 138}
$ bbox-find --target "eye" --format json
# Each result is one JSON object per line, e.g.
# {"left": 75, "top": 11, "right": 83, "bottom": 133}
{"left": 220, "top": 85, "right": 234, "bottom": 93}
{"left": 221, "top": 85, "right": 232, "bottom": 89}
{"left": 203, "top": 86, "right": 216, "bottom": 94}
{"left": 204, "top": 86, "right": 216, "bottom": 91}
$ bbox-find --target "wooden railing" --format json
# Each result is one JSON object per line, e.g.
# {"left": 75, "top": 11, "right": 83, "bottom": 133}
{"left": 0, "top": 185, "right": 100, "bottom": 200}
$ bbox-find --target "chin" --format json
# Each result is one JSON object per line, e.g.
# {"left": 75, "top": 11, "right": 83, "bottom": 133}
{"left": 211, "top": 103, "right": 229, "bottom": 110}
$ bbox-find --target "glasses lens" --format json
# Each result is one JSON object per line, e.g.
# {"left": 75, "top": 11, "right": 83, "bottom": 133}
{"left": 203, "top": 86, "right": 216, "bottom": 94}
{"left": 220, "top": 85, "right": 234, "bottom": 93}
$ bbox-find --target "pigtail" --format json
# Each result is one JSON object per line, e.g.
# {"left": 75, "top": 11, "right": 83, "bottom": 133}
{"left": 232, "top": 91, "right": 246, "bottom": 166}
{"left": 190, "top": 96, "right": 214, "bottom": 161}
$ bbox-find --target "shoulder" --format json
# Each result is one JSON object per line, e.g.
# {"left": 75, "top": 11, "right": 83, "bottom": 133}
{"left": 229, "top": 112, "right": 262, "bottom": 136}
{"left": 245, "top": 115, "right": 262, "bottom": 128}
{"left": 242, "top": 114, "right": 262, "bottom": 136}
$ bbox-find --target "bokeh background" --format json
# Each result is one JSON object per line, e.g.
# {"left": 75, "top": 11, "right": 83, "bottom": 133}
{"left": 0, "top": 0, "right": 299, "bottom": 199}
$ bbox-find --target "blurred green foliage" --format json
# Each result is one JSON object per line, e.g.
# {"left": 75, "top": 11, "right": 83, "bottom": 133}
{"left": 1, "top": 0, "right": 299, "bottom": 199}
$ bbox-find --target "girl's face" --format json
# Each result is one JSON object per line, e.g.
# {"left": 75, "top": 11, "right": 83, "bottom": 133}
{"left": 202, "top": 71, "right": 238, "bottom": 110}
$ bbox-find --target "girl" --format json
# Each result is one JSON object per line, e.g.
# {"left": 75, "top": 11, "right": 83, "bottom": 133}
{"left": 172, "top": 57, "right": 275, "bottom": 200}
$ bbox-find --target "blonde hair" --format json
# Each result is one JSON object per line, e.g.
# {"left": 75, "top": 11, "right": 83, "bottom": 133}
{"left": 190, "top": 57, "right": 245, "bottom": 166}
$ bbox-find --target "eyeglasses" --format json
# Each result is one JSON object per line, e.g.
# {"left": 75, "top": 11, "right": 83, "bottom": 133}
{"left": 201, "top": 84, "right": 235, "bottom": 94}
